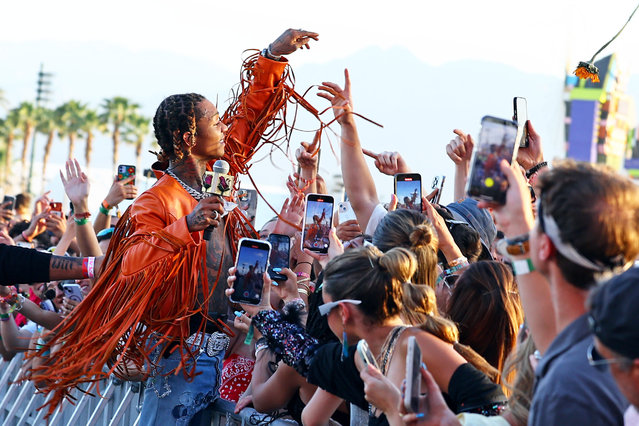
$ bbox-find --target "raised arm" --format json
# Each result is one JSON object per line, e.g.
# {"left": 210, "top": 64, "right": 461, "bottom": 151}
{"left": 482, "top": 161, "right": 555, "bottom": 353}
{"left": 220, "top": 29, "right": 319, "bottom": 175}
{"left": 93, "top": 175, "right": 137, "bottom": 234}
{"left": 318, "top": 69, "right": 379, "bottom": 231}
{"left": 60, "top": 159, "right": 102, "bottom": 256}
{"left": 445, "top": 129, "right": 474, "bottom": 202}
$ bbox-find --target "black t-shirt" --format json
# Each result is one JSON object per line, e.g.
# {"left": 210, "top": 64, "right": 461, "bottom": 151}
{"left": 0, "top": 244, "right": 50, "bottom": 285}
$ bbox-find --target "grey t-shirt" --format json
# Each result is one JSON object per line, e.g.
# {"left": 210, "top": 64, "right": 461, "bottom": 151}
{"left": 529, "top": 314, "right": 628, "bottom": 425}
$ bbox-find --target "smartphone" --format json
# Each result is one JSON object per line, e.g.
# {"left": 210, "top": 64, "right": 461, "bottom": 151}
{"left": 117, "top": 165, "right": 136, "bottom": 199}
{"left": 49, "top": 202, "right": 63, "bottom": 217}
{"left": 267, "top": 233, "right": 290, "bottom": 282}
{"left": 2, "top": 195, "right": 16, "bottom": 210}
{"left": 230, "top": 238, "right": 271, "bottom": 305}
{"left": 394, "top": 173, "right": 422, "bottom": 212}
{"left": 337, "top": 201, "right": 357, "bottom": 224}
{"left": 356, "top": 340, "right": 380, "bottom": 369}
{"left": 466, "top": 116, "right": 519, "bottom": 204}
{"left": 404, "top": 335, "right": 423, "bottom": 414}
{"left": 62, "top": 283, "right": 84, "bottom": 302}
{"left": 238, "top": 188, "right": 258, "bottom": 226}
{"left": 513, "top": 97, "right": 529, "bottom": 148}
{"left": 431, "top": 176, "right": 446, "bottom": 205}
{"left": 302, "top": 194, "right": 334, "bottom": 254}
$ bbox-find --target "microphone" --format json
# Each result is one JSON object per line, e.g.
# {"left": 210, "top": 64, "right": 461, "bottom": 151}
{"left": 202, "top": 160, "right": 235, "bottom": 240}
{"left": 203, "top": 160, "right": 234, "bottom": 197}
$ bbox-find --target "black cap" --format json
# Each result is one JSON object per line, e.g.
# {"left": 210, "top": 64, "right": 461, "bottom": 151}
{"left": 589, "top": 267, "right": 639, "bottom": 359}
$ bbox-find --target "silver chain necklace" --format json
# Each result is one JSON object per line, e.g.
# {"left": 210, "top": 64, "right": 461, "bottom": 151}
{"left": 165, "top": 170, "right": 207, "bottom": 200}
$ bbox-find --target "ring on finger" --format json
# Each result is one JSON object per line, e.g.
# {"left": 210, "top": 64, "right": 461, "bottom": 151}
{"left": 212, "top": 211, "right": 219, "bottom": 220}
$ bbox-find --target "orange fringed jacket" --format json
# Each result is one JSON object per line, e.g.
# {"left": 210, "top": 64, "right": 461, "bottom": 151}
{"left": 30, "top": 54, "right": 289, "bottom": 414}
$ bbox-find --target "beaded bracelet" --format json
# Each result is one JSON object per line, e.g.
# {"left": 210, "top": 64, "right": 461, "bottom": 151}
{"left": 0, "top": 313, "right": 10, "bottom": 321}
{"left": 526, "top": 161, "right": 548, "bottom": 179}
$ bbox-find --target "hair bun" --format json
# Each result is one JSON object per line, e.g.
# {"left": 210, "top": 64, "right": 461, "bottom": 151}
{"left": 409, "top": 224, "right": 433, "bottom": 247}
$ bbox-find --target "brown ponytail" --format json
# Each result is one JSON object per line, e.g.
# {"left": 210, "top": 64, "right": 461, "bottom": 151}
{"left": 323, "top": 246, "right": 415, "bottom": 323}
{"left": 373, "top": 210, "right": 439, "bottom": 288}
{"left": 401, "top": 283, "right": 500, "bottom": 382}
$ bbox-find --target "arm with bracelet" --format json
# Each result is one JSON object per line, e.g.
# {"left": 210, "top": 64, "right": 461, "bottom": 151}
{"left": 0, "top": 292, "right": 35, "bottom": 352}
{"left": 0, "top": 244, "right": 101, "bottom": 285}
{"left": 94, "top": 174, "right": 138, "bottom": 234}
{"left": 60, "top": 159, "right": 102, "bottom": 256}
{"left": 483, "top": 160, "right": 556, "bottom": 354}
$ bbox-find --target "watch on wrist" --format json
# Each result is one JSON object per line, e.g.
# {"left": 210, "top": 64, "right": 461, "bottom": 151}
{"left": 526, "top": 161, "right": 548, "bottom": 179}
{"left": 497, "top": 233, "right": 530, "bottom": 257}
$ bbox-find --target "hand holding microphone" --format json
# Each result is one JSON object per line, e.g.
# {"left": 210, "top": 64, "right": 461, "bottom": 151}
{"left": 201, "top": 160, "right": 235, "bottom": 240}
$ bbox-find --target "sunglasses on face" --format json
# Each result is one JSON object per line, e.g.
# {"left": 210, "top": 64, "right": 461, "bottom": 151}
{"left": 318, "top": 299, "right": 362, "bottom": 316}
{"left": 587, "top": 343, "right": 628, "bottom": 371}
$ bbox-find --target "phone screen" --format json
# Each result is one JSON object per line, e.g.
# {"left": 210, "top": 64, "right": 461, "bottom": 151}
{"left": 514, "top": 97, "right": 528, "bottom": 148}
{"left": 404, "top": 335, "right": 423, "bottom": 413}
{"left": 395, "top": 173, "right": 422, "bottom": 211}
{"left": 231, "top": 238, "right": 271, "bottom": 305}
{"left": 466, "top": 116, "right": 518, "bottom": 204}
{"left": 302, "top": 194, "right": 334, "bottom": 253}
{"left": 267, "top": 233, "right": 290, "bottom": 281}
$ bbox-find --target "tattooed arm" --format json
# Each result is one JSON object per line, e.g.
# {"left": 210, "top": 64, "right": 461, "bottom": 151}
{"left": 50, "top": 255, "right": 104, "bottom": 281}
{"left": 0, "top": 245, "right": 103, "bottom": 285}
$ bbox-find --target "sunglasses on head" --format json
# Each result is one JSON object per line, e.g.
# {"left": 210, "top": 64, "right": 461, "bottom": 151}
{"left": 318, "top": 299, "right": 362, "bottom": 316}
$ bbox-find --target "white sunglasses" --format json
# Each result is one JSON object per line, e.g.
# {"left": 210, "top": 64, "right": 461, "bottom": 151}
{"left": 318, "top": 299, "right": 362, "bottom": 316}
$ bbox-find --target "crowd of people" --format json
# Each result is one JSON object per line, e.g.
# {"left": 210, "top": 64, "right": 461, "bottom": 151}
{"left": 0, "top": 27, "right": 638, "bottom": 426}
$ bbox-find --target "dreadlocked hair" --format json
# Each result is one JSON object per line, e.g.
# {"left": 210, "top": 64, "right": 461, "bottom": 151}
{"left": 153, "top": 93, "right": 205, "bottom": 160}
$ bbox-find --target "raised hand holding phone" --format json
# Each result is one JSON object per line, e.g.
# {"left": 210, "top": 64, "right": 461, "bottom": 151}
{"left": 267, "top": 233, "right": 291, "bottom": 281}
{"left": 394, "top": 173, "right": 422, "bottom": 212}
{"left": 228, "top": 238, "right": 271, "bottom": 306}
{"left": 301, "top": 194, "right": 334, "bottom": 253}
{"left": 465, "top": 116, "right": 519, "bottom": 204}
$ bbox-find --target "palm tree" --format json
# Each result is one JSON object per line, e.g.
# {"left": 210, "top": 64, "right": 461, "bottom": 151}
{"left": 79, "top": 109, "right": 104, "bottom": 169}
{"left": 15, "top": 102, "right": 38, "bottom": 186}
{"left": 125, "top": 113, "right": 151, "bottom": 171}
{"left": 56, "top": 101, "right": 86, "bottom": 159}
{"left": 100, "top": 97, "right": 140, "bottom": 170}
{"left": 36, "top": 107, "right": 61, "bottom": 184}
{"left": 80, "top": 109, "right": 106, "bottom": 169}
{"left": 1, "top": 110, "right": 21, "bottom": 189}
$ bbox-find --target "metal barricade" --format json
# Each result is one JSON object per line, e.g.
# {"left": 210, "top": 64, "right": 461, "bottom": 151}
{"left": 0, "top": 356, "right": 300, "bottom": 425}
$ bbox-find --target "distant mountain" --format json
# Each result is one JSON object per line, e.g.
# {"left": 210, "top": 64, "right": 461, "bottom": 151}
{"left": 1, "top": 42, "right": 637, "bottom": 226}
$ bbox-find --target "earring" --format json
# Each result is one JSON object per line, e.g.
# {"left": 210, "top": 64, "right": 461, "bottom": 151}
{"left": 341, "top": 328, "right": 349, "bottom": 361}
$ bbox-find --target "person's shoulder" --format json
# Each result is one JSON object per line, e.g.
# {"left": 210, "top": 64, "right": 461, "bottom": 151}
{"left": 532, "top": 337, "right": 626, "bottom": 425}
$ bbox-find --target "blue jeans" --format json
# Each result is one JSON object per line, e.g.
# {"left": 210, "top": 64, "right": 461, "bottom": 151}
{"left": 139, "top": 339, "right": 224, "bottom": 426}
